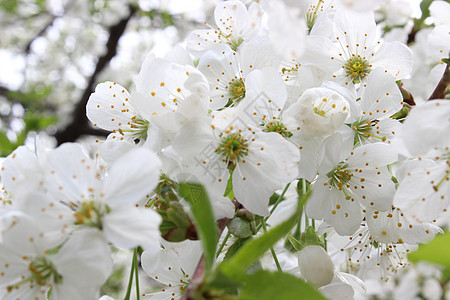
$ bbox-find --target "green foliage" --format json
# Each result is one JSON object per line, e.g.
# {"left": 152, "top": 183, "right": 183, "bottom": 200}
{"left": 268, "top": 192, "right": 284, "bottom": 206}
{"left": 101, "top": 264, "right": 126, "bottom": 298}
{"left": 219, "top": 191, "right": 310, "bottom": 280}
{"left": 178, "top": 183, "right": 218, "bottom": 273}
{"left": 7, "top": 85, "right": 52, "bottom": 109}
{"left": 409, "top": 232, "right": 450, "bottom": 268}
{"left": 0, "top": 131, "right": 19, "bottom": 156}
{"left": 223, "top": 238, "right": 250, "bottom": 261}
{"left": 0, "top": 0, "right": 19, "bottom": 14}
{"left": 227, "top": 217, "right": 253, "bottom": 239}
{"left": 239, "top": 271, "right": 326, "bottom": 300}
{"left": 288, "top": 226, "right": 325, "bottom": 252}
{"left": 0, "top": 110, "right": 58, "bottom": 157}
{"left": 24, "top": 111, "right": 58, "bottom": 132}
{"left": 419, "top": 0, "right": 434, "bottom": 20}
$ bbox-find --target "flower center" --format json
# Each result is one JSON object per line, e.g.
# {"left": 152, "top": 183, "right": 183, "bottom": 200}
{"left": 229, "top": 36, "right": 244, "bottom": 51}
{"left": 433, "top": 167, "right": 450, "bottom": 191}
{"left": 306, "top": 0, "right": 324, "bottom": 31}
{"left": 216, "top": 132, "right": 249, "bottom": 163}
{"left": 7, "top": 256, "right": 62, "bottom": 292}
{"left": 119, "top": 116, "right": 149, "bottom": 140}
{"left": 228, "top": 78, "right": 246, "bottom": 104}
{"left": 262, "top": 120, "right": 293, "bottom": 138}
{"left": 345, "top": 57, "right": 371, "bottom": 83}
{"left": 74, "top": 200, "right": 109, "bottom": 229}
{"left": 350, "top": 118, "right": 386, "bottom": 145}
{"left": 327, "top": 162, "right": 353, "bottom": 199}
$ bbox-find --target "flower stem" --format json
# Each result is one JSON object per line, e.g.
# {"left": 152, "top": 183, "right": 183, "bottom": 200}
{"left": 262, "top": 221, "right": 283, "bottom": 272}
{"left": 255, "top": 182, "right": 291, "bottom": 233}
{"left": 428, "top": 59, "right": 449, "bottom": 100}
{"left": 134, "top": 248, "right": 140, "bottom": 300}
{"left": 216, "top": 231, "right": 231, "bottom": 258}
{"left": 124, "top": 250, "right": 135, "bottom": 300}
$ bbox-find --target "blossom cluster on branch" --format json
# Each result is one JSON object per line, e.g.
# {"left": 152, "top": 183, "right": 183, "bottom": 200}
{"left": 0, "top": 0, "right": 449, "bottom": 299}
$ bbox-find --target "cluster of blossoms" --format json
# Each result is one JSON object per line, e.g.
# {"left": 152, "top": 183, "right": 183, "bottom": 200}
{"left": 0, "top": 0, "right": 449, "bottom": 299}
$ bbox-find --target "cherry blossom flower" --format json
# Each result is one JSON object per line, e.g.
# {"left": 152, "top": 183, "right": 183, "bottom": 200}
{"left": 301, "top": 8, "right": 412, "bottom": 85}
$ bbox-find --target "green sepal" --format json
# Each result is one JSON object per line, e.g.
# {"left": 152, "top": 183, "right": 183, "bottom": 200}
{"left": 223, "top": 169, "right": 234, "bottom": 200}
{"left": 163, "top": 227, "right": 188, "bottom": 242}
{"left": 167, "top": 202, "right": 191, "bottom": 228}
{"left": 159, "top": 220, "right": 177, "bottom": 234}
{"left": 227, "top": 217, "right": 253, "bottom": 239}
{"left": 287, "top": 236, "right": 304, "bottom": 252}
{"left": 287, "top": 226, "right": 325, "bottom": 252}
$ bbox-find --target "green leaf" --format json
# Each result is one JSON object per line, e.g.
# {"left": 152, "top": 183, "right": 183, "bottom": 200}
{"left": 419, "top": 0, "right": 434, "bottom": 20}
{"left": 0, "top": 0, "right": 18, "bottom": 13}
{"left": 239, "top": 270, "right": 326, "bottom": 300}
{"left": 223, "top": 238, "right": 250, "bottom": 261}
{"left": 0, "top": 131, "right": 14, "bottom": 156}
{"left": 178, "top": 183, "right": 218, "bottom": 273}
{"left": 287, "top": 236, "right": 303, "bottom": 252}
{"left": 24, "top": 111, "right": 58, "bottom": 132}
{"left": 442, "top": 58, "right": 450, "bottom": 65}
{"left": 409, "top": 232, "right": 450, "bottom": 268}
{"left": 269, "top": 192, "right": 284, "bottom": 206}
{"left": 219, "top": 191, "right": 310, "bottom": 280}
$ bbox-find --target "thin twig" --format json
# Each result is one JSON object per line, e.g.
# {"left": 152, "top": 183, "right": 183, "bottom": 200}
{"left": 428, "top": 62, "right": 450, "bottom": 101}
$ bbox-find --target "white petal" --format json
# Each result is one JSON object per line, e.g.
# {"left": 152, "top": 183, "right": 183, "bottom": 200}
{"left": 347, "top": 143, "right": 397, "bottom": 169}
{"left": 86, "top": 82, "right": 135, "bottom": 131}
{"left": 333, "top": 8, "right": 377, "bottom": 53}
{"left": 214, "top": 0, "right": 248, "bottom": 36}
{"left": 186, "top": 29, "right": 226, "bottom": 57}
{"left": 0, "top": 146, "right": 41, "bottom": 197}
{"left": 141, "top": 240, "right": 202, "bottom": 286}
{"left": 301, "top": 36, "right": 341, "bottom": 73}
{"left": 233, "top": 132, "right": 299, "bottom": 216}
{"left": 53, "top": 228, "right": 112, "bottom": 288}
{"left": 351, "top": 168, "right": 395, "bottom": 211}
{"left": 392, "top": 100, "right": 450, "bottom": 157}
{"left": 394, "top": 159, "right": 449, "bottom": 222}
{"left": 319, "top": 282, "right": 354, "bottom": 300}
{"left": 371, "top": 41, "right": 413, "bottom": 80}
{"left": 43, "top": 143, "right": 97, "bottom": 203}
{"left": 308, "top": 180, "right": 362, "bottom": 236}
{"left": 359, "top": 68, "right": 403, "bottom": 120}
{"left": 102, "top": 206, "right": 162, "bottom": 250}
{"left": 102, "top": 147, "right": 161, "bottom": 205}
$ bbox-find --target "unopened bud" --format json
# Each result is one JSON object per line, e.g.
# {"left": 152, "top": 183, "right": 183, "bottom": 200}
{"left": 297, "top": 245, "right": 334, "bottom": 288}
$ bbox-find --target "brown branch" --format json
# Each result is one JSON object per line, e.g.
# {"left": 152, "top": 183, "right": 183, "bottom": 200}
{"left": 0, "top": 86, "right": 10, "bottom": 97}
{"left": 428, "top": 62, "right": 450, "bottom": 101}
{"left": 24, "top": 15, "right": 58, "bottom": 54}
{"left": 54, "top": 7, "right": 136, "bottom": 145}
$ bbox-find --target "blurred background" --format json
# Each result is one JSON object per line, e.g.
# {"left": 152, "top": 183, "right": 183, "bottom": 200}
{"left": 0, "top": 0, "right": 219, "bottom": 156}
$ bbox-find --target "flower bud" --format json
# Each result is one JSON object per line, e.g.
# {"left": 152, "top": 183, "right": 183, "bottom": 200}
{"left": 297, "top": 245, "right": 334, "bottom": 288}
